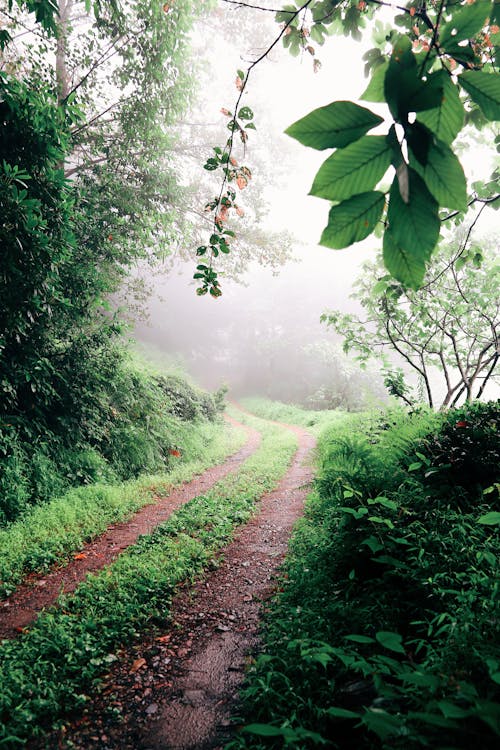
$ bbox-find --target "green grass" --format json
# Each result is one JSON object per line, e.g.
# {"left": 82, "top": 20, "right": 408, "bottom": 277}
{"left": 0, "top": 420, "right": 246, "bottom": 599}
{"left": 239, "top": 397, "right": 346, "bottom": 435}
{"left": 0, "top": 414, "right": 297, "bottom": 747}
{"left": 231, "top": 403, "right": 500, "bottom": 750}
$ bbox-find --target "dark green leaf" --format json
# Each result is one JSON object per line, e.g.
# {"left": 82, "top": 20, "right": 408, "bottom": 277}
{"left": 361, "top": 709, "right": 402, "bottom": 740}
{"left": 440, "top": 1, "right": 492, "bottom": 46}
{"left": 387, "top": 168, "right": 439, "bottom": 254}
{"left": 326, "top": 707, "right": 360, "bottom": 719}
{"left": 310, "top": 136, "right": 391, "bottom": 201}
{"left": 459, "top": 71, "right": 500, "bottom": 120}
{"left": 384, "top": 35, "right": 443, "bottom": 120}
{"left": 417, "top": 73, "right": 464, "bottom": 144}
{"left": 383, "top": 229, "right": 426, "bottom": 287}
{"left": 320, "top": 191, "right": 385, "bottom": 249}
{"left": 344, "top": 634, "right": 376, "bottom": 643}
{"left": 376, "top": 631, "right": 406, "bottom": 654}
{"left": 407, "top": 711, "right": 459, "bottom": 729}
{"left": 286, "top": 101, "right": 383, "bottom": 150}
{"left": 406, "top": 121, "right": 433, "bottom": 166}
{"left": 410, "top": 138, "right": 467, "bottom": 210}
{"left": 243, "top": 724, "right": 295, "bottom": 738}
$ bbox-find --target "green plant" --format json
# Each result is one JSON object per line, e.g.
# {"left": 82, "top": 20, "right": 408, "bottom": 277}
{"left": 232, "top": 404, "right": 500, "bottom": 749}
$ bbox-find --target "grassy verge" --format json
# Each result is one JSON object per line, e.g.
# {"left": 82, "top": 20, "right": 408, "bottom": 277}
{"left": 0, "top": 420, "right": 246, "bottom": 599}
{"left": 0, "top": 415, "right": 297, "bottom": 747}
{"left": 232, "top": 402, "right": 500, "bottom": 749}
{"left": 239, "top": 397, "right": 346, "bottom": 435}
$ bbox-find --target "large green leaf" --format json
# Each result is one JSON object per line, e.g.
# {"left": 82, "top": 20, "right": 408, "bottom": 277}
{"left": 410, "top": 137, "right": 467, "bottom": 210}
{"left": 383, "top": 169, "right": 439, "bottom": 288}
{"left": 383, "top": 227, "right": 428, "bottom": 289}
{"left": 387, "top": 168, "right": 440, "bottom": 255}
{"left": 320, "top": 191, "right": 385, "bottom": 249}
{"left": 417, "top": 73, "right": 464, "bottom": 144}
{"left": 310, "top": 136, "right": 391, "bottom": 201}
{"left": 376, "top": 631, "right": 406, "bottom": 654}
{"left": 440, "top": 1, "right": 492, "bottom": 47}
{"left": 384, "top": 35, "right": 443, "bottom": 120}
{"left": 285, "top": 101, "right": 383, "bottom": 150}
{"left": 361, "top": 61, "right": 389, "bottom": 103}
{"left": 459, "top": 70, "right": 500, "bottom": 120}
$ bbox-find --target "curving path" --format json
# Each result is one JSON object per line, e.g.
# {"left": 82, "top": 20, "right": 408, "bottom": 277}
{"left": 51, "top": 418, "right": 316, "bottom": 750}
{"left": 0, "top": 416, "right": 260, "bottom": 640}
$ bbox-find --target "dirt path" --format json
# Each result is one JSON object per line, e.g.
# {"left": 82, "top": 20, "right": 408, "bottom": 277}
{"left": 51, "top": 421, "right": 316, "bottom": 750}
{"left": 0, "top": 416, "right": 260, "bottom": 640}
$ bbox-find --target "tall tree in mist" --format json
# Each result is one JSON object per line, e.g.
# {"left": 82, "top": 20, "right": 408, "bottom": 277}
{"left": 322, "top": 237, "right": 499, "bottom": 408}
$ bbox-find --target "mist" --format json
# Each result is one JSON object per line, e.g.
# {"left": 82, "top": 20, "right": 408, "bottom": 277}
{"left": 129, "top": 4, "right": 497, "bottom": 410}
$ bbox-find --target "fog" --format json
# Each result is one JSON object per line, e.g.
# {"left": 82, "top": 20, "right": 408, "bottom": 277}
{"left": 130, "top": 4, "right": 497, "bottom": 409}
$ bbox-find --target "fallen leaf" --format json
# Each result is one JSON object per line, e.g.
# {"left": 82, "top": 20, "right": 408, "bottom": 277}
{"left": 73, "top": 553, "right": 87, "bottom": 560}
{"left": 156, "top": 634, "right": 172, "bottom": 643}
{"left": 130, "top": 657, "right": 147, "bottom": 674}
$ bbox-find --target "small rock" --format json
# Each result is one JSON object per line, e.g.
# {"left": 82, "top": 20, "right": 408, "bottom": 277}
{"left": 146, "top": 703, "right": 158, "bottom": 715}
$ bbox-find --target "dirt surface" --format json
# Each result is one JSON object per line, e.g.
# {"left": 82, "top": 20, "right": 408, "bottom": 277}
{"left": 0, "top": 416, "right": 260, "bottom": 640}
{"left": 46, "top": 422, "right": 316, "bottom": 750}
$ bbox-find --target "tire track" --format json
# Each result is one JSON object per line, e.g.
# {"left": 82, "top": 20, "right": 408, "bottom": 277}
{"left": 55, "top": 418, "right": 316, "bottom": 750}
{"left": 0, "top": 416, "right": 260, "bottom": 640}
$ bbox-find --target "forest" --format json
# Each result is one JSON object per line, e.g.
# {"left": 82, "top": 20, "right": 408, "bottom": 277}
{"left": 0, "top": 0, "right": 499, "bottom": 748}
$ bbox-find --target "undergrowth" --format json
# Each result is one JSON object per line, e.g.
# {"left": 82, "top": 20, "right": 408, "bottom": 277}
{"left": 231, "top": 401, "right": 500, "bottom": 749}
{"left": 239, "top": 397, "right": 346, "bottom": 435}
{"left": 0, "top": 413, "right": 297, "bottom": 747}
{"left": 0, "top": 420, "right": 245, "bottom": 599}
{"left": 0, "top": 353, "right": 226, "bottom": 525}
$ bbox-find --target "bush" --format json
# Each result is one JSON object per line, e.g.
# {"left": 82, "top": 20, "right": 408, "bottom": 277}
{"left": 234, "top": 403, "right": 500, "bottom": 749}
{"left": 0, "top": 354, "right": 224, "bottom": 525}
{"left": 409, "top": 400, "right": 500, "bottom": 509}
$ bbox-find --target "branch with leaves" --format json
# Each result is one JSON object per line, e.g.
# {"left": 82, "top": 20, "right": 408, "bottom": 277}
{"left": 197, "top": 0, "right": 500, "bottom": 295}
{"left": 322, "top": 230, "right": 499, "bottom": 409}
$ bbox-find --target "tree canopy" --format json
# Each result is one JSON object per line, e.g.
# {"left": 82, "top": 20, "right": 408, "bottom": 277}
{"left": 322, "top": 235, "right": 499, "bottom": 408}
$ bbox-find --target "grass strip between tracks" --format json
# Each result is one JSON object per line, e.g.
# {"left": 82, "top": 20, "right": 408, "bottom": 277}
{"left": 0, "top": 420, "right": 246, "bottom": 599}
{"left": 0, "top": 415, "right": 297, "bottom": 747}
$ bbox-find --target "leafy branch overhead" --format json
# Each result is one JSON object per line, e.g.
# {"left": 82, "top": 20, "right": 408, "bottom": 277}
{"left": 197, "top": 0, "right": 500, "bottom": 295}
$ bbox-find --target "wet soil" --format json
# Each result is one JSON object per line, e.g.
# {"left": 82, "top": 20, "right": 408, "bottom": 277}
{"left": 0, "top": 416, "right": 260, "bottom": 640}
{"left": 47, "top": 422, "right": 316, "bottom": 750}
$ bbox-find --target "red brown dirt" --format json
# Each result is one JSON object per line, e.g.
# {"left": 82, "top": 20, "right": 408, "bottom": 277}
{"left": 0, "top": 416, "right": 260, "bottom": 640}
{"left": 47, "top": 422, "right": 316, "bottom": 750}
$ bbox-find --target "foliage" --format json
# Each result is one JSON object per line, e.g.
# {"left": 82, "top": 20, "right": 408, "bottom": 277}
{"left": 231, "top": 401, "right": 500, "bottom": 749}
{"left": 196, "top": 0, "right": 500, "bottom": 295}
{"left": 0, "top": 348, "right": 225, "bottom": 525}
{"left": 0, "top": 415, "right": 296, "bottom": 746}
{"left": 409, "top": 399, "right": 500, "bottom": 506}
{"left": 239, "top": 397, "right": 347, "bottom": 434}
{"left": 322, "top": 239, "right": 499, "bottom": 408}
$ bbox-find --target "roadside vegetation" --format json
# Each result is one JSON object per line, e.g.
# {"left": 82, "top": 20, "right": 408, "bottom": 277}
{"left": 239, "top": 397, "right": 348, "bottom": 435}
{"left": 0, "top": 353, "right": 228, "bottom": 527}
{"left": 0, "top": 408, "right": 245, "bottom": 600}
{"left": 233, "top": 399, "right": 500, "bottom": 749}
{"left": 0, "top": 413, "right": 296, "bottom": 747}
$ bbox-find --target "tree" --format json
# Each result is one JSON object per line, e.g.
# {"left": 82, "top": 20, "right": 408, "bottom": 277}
{"left": 194, "top": 0, "right": 500, "bottom": 296}
{"left": 0, "top": 0, "right": 209, "bottom": 456}
{"left": 321, "top": 236, "right": 499, "bottom": 409}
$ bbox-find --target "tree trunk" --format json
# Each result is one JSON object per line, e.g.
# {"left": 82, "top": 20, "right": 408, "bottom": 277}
{"left": 56, "top": 0, "right": 72, "bottom": 104}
